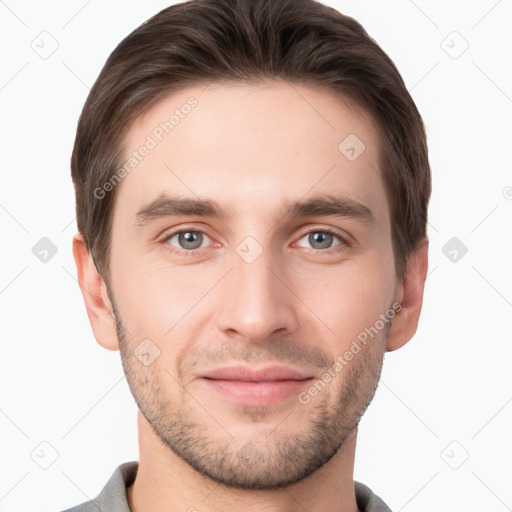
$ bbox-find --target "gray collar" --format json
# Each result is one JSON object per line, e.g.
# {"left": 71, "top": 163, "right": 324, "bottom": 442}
{"left": 62, "top": 461, "right": 392, "bottom": 512}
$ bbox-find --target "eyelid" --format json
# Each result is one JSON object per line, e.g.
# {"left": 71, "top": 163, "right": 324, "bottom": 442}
{"left": 158, "top": 222, "right": 215, "bottom": 240}
{"left": 293, "top": 224, "right": 352, "bottom": 246}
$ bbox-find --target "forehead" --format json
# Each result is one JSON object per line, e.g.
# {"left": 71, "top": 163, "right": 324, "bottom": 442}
{"left": 114, "top": 81, "right": 388, "bottom": 227}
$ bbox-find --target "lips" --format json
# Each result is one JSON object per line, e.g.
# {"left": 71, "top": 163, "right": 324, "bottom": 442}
{"left": 198, "top": 365, "right": 314, "bottom": 406}
{"left": 200, "top": 365, "right": 311, "bottom": 382}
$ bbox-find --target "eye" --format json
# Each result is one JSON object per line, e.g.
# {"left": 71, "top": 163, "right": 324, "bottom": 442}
{"left": 295, "top": 229, "right": 346, "bottom": 252}
{"left": 164, "top": 230, "right": 212, "bottom": 253}
{"left": 160, "top": 227, "right": 349, "bottom": 257}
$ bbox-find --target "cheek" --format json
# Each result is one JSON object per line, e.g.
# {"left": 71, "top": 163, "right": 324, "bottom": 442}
{"left": 295, "top": 257, "right": 394, "bottom": 350}
{"left": 114, "top": 258, "right": 214, "bottom": 342}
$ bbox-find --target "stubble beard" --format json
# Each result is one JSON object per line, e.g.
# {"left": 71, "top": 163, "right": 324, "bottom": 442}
{"left": 110, "top": 293, "right": 387, "bottom": 490}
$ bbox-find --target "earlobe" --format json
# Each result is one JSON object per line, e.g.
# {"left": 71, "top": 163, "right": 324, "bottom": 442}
{"left": 72, "top": 233, "right": 120, "bottom": 351}
{"left": 385, "top": 238, "right": 429, "bottom": 352}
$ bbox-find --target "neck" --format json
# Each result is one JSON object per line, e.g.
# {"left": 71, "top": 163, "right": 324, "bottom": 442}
{"left": 127, "top": 411, "right": 360, "bottom": 512}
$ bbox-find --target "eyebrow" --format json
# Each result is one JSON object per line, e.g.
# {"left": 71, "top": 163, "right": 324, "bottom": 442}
{"left": 133, "top": 193, "right": 376, "bottom": 227}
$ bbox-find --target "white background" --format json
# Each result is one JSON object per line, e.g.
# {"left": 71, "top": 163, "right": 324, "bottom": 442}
{"left": 1, "top": 1, "right": 511, "bottom": 511}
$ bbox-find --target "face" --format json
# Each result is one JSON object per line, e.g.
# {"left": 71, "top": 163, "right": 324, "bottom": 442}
{"left": 106, "top": 81, "right": 400, "bottom": 489}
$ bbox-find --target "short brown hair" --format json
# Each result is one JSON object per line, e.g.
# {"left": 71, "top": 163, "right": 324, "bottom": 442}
{"left": 71, "top": 0, "right": 431, "bottom": 285}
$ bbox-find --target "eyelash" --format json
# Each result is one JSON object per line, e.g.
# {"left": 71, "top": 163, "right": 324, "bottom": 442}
{"left": 159, "top": 227, "right": 350, "bottom": 257}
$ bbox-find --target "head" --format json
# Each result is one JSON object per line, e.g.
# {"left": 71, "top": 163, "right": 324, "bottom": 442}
{"left": 72, "top": 0, "right": 430, "bottom": 490}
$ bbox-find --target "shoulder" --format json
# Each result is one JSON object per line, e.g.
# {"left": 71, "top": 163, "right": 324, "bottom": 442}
{"left": 354, "top": 480, "right": 393, "bottom": 512}
{"left": 58, "top": 461, "right": 138, "bottom": 512}
{"left": 60, "top": 502, "right": 97, "bottom": 512}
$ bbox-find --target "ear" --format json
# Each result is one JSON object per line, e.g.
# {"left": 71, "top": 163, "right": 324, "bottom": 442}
{"left": 385, "top": 238, "right": 429, "bottom": 352}
{"left": 72, "top": 232, "right": 120, "bottom": 351}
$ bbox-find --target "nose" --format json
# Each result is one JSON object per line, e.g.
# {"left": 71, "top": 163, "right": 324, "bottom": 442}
{"left": 215, "top": 240, "right": 298, "bottom": 343}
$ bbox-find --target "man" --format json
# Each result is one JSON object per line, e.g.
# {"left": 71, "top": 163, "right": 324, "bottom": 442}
{"left": 68, "top": 0, "right": 431, "bottom": 510}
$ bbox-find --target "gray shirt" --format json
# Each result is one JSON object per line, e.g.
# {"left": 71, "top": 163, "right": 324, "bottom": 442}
{"left": 61, "top": 461, "right": 392, "bottom": 512}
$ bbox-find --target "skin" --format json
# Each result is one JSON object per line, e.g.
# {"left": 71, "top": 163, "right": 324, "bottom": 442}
{"left": 73, "top": 81, "right": 428, "bottom": 512}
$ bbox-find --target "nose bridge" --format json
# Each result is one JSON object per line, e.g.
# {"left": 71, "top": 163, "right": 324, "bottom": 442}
{"left": 216, "top": 234, "right": 296, "bottom": 342}
{"left": 235, "top": 237, "right": 276, "bottom": 297}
